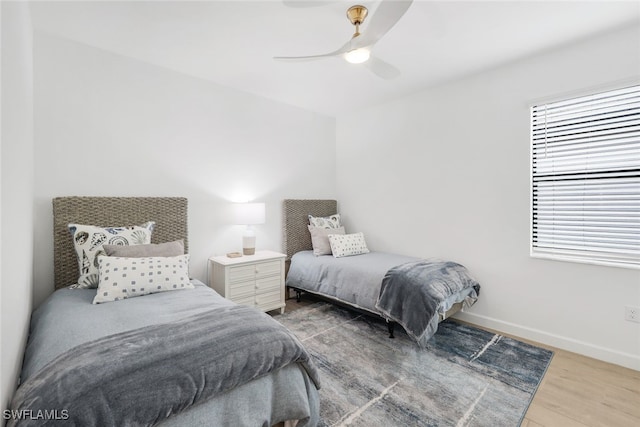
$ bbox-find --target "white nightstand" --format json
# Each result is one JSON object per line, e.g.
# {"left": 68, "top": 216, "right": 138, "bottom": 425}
{"left": 208, "top": 250, "right": 286, "bottom": 314}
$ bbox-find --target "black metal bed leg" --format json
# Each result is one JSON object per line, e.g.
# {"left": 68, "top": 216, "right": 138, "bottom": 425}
{"left": 295, "top": 290, "right": 302, "bottom": 303}
{"left": 387, "top": 321, "right": 395, "bottom": 339}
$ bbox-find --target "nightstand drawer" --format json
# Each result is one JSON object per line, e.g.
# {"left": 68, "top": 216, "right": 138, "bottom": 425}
{"left": 255, "top": 290, "right": 281, "bottom": 308}
{"left": 228, "top": 260, "right": 280, "bottom": 283}
{"left": 228, "top": 281, "right": 255, "bottom": 299}
{"left": 228, "top": 265, "right": 258, "bottom": 283}
{"left": 255, "top": 276, "right": 281, "bottom": 293}
{"left": 254, "top": 260, "right": 281, "bottom": 278}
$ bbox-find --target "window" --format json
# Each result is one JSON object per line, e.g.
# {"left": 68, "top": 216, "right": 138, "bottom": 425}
{"left": 530, "top": 85, "right": 640, "bottom": 268}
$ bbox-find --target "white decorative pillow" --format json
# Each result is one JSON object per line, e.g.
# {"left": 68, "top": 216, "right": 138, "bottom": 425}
{"left": 308, "top": 225, "right": 346, "bottom": 256}
{"left": 308, "top": 213, "right": 341, "bottom": 229}
{"left": 328, "top": 232, "right": 370, "bottom": 258}
{"left": 68, "top": 222, "right": 155, "bottom": 289}
{"left": 93, "top": 254, "right": 193, "bottom": 304}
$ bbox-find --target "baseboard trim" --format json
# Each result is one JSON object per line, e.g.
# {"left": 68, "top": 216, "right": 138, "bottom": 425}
{"left": 453, "top": 312, "right": 640, "bottom": 371}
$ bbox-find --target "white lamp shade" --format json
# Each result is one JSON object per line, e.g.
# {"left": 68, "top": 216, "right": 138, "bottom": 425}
{"left": 232, "top": 202, "right": 265, "bottom": 225}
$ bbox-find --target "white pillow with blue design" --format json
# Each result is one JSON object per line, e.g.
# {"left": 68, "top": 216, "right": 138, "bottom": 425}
{"left": 93, "top": 254, "right": 193, "bottom": 304}
{"left": 308, "top": 213, "right": 341, "bottom": 229}
{"left": 68, "top": 221, "right": 155, "bottom": 289}
{"left": 328, "top": 232, "right": 370, "bottom": 258}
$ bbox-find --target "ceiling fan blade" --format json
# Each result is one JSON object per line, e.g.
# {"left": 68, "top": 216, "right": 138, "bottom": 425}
{"left": 353, "top": 0, "right": 413, "bottom": 49}
{"left": 273, "top": 53, "right": 338, "bottom": 61}
{"left": 274, "top": 36, "right": 354, "bottom": 61}
{"left": 363, "top": 56, "right": 401, "bottom": 80}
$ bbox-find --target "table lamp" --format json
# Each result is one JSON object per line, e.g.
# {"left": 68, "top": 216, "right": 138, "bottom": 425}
{"left": 232, "top": 202, "right": 265, "bottom": 255}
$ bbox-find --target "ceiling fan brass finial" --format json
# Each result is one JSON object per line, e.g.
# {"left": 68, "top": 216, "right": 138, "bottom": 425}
{"left": 347, "top": 5, "right": 368, "bottom": 36}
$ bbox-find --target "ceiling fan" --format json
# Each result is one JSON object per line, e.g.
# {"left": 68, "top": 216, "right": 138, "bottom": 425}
{"left": 274, "top": 0, "right": 413, "bottom": 79}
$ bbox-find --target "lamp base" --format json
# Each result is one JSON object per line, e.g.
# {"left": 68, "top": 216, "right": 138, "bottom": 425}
{"left": 242, "top": 233, "right": 256, "bottom": 256}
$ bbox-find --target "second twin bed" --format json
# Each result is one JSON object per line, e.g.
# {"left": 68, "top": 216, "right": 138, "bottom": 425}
{"left": 282, "top": 199, "right": 481, "bottom": 346}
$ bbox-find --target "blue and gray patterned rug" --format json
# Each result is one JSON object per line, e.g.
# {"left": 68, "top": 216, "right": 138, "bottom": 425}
{"left": 275, "top": 302, "right": 553, "bottom": 427}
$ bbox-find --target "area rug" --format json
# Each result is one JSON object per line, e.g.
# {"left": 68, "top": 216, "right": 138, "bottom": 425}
{"left": 275, "top": 302, "right": 553, "bottom": 427}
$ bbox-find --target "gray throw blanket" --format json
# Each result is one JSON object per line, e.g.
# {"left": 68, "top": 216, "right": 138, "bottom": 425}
{"left": 9, "top": 305, "right": 320, "bottom": 427}
{"left": 375, "top": 260, "right": 480, "bottom": 347}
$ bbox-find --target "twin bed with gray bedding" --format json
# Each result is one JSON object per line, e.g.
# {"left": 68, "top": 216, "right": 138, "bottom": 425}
{"left": 9, "top": 197, "right": 320, "bottom": 427}
{"left": 283, "top": 199, "right": 480, "bottom": 346}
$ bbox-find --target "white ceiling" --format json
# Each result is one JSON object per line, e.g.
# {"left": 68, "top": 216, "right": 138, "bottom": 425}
{"left": 29, "top": 0, "right": 640, "bottom": 117}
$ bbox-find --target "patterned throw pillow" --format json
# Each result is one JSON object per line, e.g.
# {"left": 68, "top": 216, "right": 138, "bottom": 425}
{"left": 308, "top": 213, "right": 341, "bottom": 229}
{"left": 308, "top": 225, "right": 346, "bottom": 256}
{"left": 328, "top": 232, "right": 370, "bottom": 258}
{"left": 68, "top": 222, "right": 155, "bottom": 289}
{"left": 93, "top": 254, "right": 193, "bottom": 304}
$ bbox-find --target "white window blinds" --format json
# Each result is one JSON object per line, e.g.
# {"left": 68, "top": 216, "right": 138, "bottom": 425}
{"left": 531, "top": 85, "right": 640, "bottom": 268}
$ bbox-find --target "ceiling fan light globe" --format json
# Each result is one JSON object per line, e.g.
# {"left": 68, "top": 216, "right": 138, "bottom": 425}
{"left": 344, "top": 48, "right": 370, "bottom": 64}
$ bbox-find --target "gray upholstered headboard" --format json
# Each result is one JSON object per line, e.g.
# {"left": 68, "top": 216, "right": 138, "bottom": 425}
{"left": 282, "top": 199, "right": 337, "bottom": 260}
{"left": 53, "top": 197, "right": 188, "bottom": 290}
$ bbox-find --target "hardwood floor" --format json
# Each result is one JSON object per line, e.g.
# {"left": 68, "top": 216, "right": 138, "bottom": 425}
{"left": 280, "top": 296, "right": 640, "bottom": 427}
{"left": 522, "top": 343, "right": 640, "bottom": 427}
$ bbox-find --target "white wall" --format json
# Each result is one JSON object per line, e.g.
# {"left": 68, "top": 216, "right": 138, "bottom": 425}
{"left": 336, "top": 24, "right": 640, "bottom": 369}
{"left": 1, "top": 1, "right": 35, "bottom": 410}
{"left": 32, "top": 33, "right": 336, "bottom": 308}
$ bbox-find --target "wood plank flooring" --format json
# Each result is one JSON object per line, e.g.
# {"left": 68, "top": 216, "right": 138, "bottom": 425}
{"left": 522, "top": 343, "right": 640, "bottom": 427}
{"left": 280, "top": 297, "right": 640, "bottom": 427}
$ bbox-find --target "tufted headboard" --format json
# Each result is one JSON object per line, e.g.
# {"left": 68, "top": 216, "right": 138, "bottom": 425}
{"left": 282, "top": 199, "right": 337, "bottom": 261}
{"left": 53, "top": 196, "right": 188, "bottom": 290}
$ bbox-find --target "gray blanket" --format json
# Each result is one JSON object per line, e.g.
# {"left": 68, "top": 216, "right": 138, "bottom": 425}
{"left": 375, "top": 260, "right": 480, "bottom": 347}
{"left": 286, "top": 251, "right": 423, "bottom": 315}
{"left": 9, "top": 305, "right": 320, "bottom": 427}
